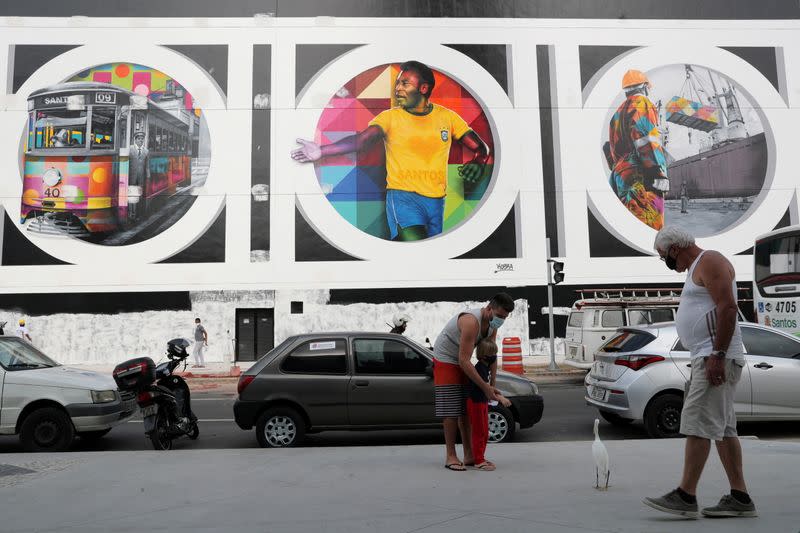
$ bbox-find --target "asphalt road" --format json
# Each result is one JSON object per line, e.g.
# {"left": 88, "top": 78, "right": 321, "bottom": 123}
{"left": 1, "top": 383, "right": 797, "bottom": 453}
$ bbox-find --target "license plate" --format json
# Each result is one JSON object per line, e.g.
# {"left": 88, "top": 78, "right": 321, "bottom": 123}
{"left": 589, "top": 386, "right": 608, "bottom": 402}
{"left": 569, "top": 346, "right": 578, "bottom": 356}
{"left": 141, "top": 405, "right": 156, "bottom": 417}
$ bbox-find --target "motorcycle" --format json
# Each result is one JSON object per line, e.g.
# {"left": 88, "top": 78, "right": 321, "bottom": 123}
{"left": 113, "top": 338, "right": 199, "bottom": 450}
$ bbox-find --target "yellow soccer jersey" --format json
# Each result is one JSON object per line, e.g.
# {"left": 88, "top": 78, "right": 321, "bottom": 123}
{"left": 368, "top": 104, "right": 471, "bottom": 198}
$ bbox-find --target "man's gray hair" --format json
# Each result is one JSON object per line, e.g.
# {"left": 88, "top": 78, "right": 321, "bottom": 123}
{"left": 653, "top": 226, "right": 695, "bottom": 251}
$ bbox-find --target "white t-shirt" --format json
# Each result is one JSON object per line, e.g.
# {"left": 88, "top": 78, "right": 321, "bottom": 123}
{"left": 16, "top": 325, "right": 30, "bottom": 339}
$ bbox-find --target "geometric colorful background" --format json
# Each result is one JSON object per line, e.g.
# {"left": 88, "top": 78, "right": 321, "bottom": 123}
{"left": 69, "top": 63, "right": 200, "bottom": 115}
{"left": 313, "top": 63, "right": 495, "bottom": 240}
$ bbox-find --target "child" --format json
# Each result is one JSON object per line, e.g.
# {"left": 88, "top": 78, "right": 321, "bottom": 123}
{"left": 467, "top": 338, "right": 512, "bottom": 471}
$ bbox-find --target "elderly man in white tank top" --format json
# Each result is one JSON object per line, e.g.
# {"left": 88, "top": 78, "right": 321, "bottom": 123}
{"left": 643, "top": 226, "right": 756, "bottom": 519}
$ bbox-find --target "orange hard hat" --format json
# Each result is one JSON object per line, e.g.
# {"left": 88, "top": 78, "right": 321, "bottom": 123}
{"left": 622, "top": 69, "right": 650, "bottom": 89}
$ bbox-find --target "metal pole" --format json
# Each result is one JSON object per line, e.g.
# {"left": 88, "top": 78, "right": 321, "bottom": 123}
{"left": 546, "top": 238, "right": 560, "bottom": 371}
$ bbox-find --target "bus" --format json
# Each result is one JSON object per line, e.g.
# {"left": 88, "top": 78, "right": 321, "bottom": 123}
{"left": 753, "top": 225, "right": 800, "bottom": 336}
{"left": 22, "top": 81, "right": 194, "bottom": 236}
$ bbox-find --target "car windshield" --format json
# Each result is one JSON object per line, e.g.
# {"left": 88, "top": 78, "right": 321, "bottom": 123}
{"left": 0, "top": 338, "right": 59, "bottom": 370}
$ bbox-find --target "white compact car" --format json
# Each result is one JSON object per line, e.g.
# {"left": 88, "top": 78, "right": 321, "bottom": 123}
{"left": 0, "top": 336, "right": 137, "bottom": 451}
{"left": 585, "top": 322, "right": 800, "bottom": 438}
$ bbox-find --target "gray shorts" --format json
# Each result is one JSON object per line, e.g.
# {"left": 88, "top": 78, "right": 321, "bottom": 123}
{"left": 680, "top": 358, "right": 744, "bottom": 441}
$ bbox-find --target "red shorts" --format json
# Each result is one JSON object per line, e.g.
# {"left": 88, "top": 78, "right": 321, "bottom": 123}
{"left": 433, "top": 359, "right": 467, "bottom": 418}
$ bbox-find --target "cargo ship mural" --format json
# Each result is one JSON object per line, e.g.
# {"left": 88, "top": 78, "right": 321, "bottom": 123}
{"left": 602, "top": 64, "right": 767, "bottom": 236}
{"left": 20, "top": 63, "right": 210, "bottom": 245}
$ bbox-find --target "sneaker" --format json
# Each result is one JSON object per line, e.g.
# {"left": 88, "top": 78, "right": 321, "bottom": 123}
{"left": 643, "top": 489, "right": 699, "bottom": 519}
{"left": 701, "top": 494, "right": 757, "bottom": 518}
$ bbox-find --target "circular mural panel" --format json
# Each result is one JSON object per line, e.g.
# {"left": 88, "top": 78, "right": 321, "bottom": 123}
{"left": 20, "top": 62, "right": 210, "bottom": 246}
{"left": 307, "top": 62, "right": 495, "bottom": 241}
{"left": 601, "top": 63, "right": 767, "bottom": 237}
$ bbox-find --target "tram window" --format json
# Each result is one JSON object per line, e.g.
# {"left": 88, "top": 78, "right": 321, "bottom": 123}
{"left": 168, "top": 130, "right": 175, "bottom": 151}
{"left": 155, "top": 126, "right": 162, "bottom": 151}
{"left": 118, "top": 113, "right": 128, "bottom": 149}
{"left": 90, "top": 106, "right": 115, "bottom": 149}
{"left": 148, "top": 123, "right": 155, "bottom": 150}
{"left": 32, "top": 109, "right": 87, "bottom": 149}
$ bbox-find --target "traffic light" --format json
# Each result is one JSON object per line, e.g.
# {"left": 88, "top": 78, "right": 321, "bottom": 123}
{"left": 549, "top": 260, "right": 564, "bottom": 285}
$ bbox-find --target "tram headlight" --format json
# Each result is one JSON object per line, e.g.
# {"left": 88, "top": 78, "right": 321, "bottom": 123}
{"left": 42, "top": 167, "right": 62, "bottom": 187}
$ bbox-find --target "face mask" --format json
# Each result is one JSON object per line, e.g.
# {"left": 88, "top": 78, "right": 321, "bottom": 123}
{"left": 664, "top": 246, "right": 678, "bottom": 271}
{"left": 489, "top": 315, "right": 505, "bottom": 329}
{"left": 483, "top": 355, "right": 498, "bottom": 365}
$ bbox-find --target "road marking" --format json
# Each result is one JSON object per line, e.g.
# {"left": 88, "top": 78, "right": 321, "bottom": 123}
{"left": 127, "top": 419, "right": 235, "bottom": 423}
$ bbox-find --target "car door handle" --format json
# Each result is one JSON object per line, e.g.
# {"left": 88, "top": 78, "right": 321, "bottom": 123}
{"left": 754, "top": 362, "right": 773, "bottom": 370}
{"left": 353, "top": 380, "right": 369, "bottom": 387}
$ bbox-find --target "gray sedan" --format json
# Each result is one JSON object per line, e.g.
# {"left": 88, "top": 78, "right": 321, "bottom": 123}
{"left": 585, "top": 322, "right": 800, "bottom": 438}
{"left": 234, "top": 332, "right": 544, "bottom": 447}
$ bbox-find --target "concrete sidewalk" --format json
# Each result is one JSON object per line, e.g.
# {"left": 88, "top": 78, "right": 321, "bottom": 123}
{"left": 0, "top": 439, "right": 796, "bottom": 532}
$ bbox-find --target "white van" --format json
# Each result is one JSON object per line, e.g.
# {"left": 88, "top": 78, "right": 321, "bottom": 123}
{"left": 0, "top": 336, "right": 137, "bottom": 451}
{"left": 564, "top": 289, "right": 680, "bottom": 370}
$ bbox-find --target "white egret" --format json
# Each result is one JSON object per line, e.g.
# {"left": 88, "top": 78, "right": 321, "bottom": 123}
{"left": 592, "top": 418, "right": 610, "bottom": 490}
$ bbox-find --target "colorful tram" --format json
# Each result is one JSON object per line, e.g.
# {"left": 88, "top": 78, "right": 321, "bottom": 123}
{"left": 22, "top": 82, "right": 193, "bottom": 235}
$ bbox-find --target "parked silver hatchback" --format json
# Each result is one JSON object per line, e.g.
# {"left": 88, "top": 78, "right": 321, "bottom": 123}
{"left": 585, "top": 322, "right": 800, "bottom": 438}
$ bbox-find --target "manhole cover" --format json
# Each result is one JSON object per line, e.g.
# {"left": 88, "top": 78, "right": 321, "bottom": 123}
{"left": 0, "top": 464, "right": 36, "bottom": 477}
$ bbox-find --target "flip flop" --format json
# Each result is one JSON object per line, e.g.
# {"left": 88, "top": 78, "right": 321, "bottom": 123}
{"left": 465, "top": 460, "right": 494, "bottom": 467}
{"left": 473, "top": 462, "right": 496, "bottom": 471}
{"left": 444, "top": 462, "right": 466, "bottom": 471}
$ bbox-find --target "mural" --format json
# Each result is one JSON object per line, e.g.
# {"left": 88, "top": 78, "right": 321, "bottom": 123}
{"left": 291, "top": 61, "right": 495, "bottom": 241}
{"left": 20, "top": 63, "right": 211, "bottom": 245}
{"left": 602, "top": 64, "right": 767, "bottom": 236}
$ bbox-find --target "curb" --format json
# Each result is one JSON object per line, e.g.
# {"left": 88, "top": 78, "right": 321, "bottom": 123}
{"left": 523, "top": 365, "right": 587, "bottom": 384}
{"left": 177, "top": 365, "right": 242, "bottom": 379}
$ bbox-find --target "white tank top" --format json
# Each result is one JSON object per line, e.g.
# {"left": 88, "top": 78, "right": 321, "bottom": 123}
{"left": 675, "top": 251, "right": 744, "bottom": 362}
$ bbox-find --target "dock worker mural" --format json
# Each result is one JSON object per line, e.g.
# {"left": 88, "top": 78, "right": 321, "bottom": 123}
{"left": 603, "top": 69, "right": 670, "bottom": 230}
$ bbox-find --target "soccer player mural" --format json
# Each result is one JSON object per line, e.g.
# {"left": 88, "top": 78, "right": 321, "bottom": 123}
{"left": 291, "top": 60, "right": 493, "bottom": 242}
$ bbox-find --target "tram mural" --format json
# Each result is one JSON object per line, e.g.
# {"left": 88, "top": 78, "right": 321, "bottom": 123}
{"left": 20, "top": 63, "right": 210, "bottom": 245}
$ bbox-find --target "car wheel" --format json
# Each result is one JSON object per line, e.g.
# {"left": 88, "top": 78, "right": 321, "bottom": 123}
{"left": 256, "top": 407, "right": 306, "bottom": 448}
{"left": 77, "top": 429, "right": 112, "bottom": 441}
{"left": 487, "top": 405, "right": 516, "bottom": 443}
{"left": 19, "top": 407, "right": 75, "bottom": 452}
{"left": 644, "top": 394, "right": 683, "bottom": 438}
{"left": 599, "top": 410, "right": 634, "bottom": 426}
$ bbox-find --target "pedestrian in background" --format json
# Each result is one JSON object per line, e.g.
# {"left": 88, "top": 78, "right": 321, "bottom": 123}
{"left": 192, "top": 318, "right": 208, "bottom": 368}
{"left": 389, "top": 313, "right": 410, "bottom": 335}
{"left": 16, "top": 319, "right": 32, "bottom": 342}
{"left": 644, "top": 226, "right": 756, "bottom": 518}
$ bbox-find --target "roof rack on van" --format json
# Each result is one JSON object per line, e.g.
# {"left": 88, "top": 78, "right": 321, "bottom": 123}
{"left": 573, "top": 287, "right": 752, "bottom": 306}
{"left": 575, "top": 288, "right": 682, "bottom": 301}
